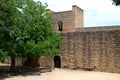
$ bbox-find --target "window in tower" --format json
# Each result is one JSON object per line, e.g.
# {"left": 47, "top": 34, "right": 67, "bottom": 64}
{"left": 58, "top": 21, "right": 63, "bottom": 31}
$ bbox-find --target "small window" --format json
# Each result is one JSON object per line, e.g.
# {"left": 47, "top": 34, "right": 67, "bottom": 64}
{"left": 58, "top": 21, "right": 63, "bottom": 31}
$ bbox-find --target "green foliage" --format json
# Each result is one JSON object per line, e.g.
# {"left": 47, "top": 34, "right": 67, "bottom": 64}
{"left": 0, "top": 0, "right": 62, "bottom": 61}
{"left": 0, "top": 49, "right": 8, "bottom": 61}
{"left": 112, "top": 0, "right": 120, "bottom": 6}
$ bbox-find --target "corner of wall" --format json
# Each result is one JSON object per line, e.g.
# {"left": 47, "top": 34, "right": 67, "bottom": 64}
{"left": 72, "top": 5, "right": 84, "bottom": 28}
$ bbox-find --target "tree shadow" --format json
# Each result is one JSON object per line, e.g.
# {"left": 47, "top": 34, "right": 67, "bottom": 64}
{"left": 0, "top": 66, "right": 42, "bottom": 79}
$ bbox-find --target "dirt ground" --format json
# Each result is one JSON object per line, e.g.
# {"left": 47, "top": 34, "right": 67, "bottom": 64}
{"left": 4, "top": 69, "right": 120, "bottom": 80}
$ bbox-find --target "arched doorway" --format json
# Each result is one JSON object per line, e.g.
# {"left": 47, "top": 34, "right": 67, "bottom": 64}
{"left": 54, "top": 56, "right": 61, "bottom": 68}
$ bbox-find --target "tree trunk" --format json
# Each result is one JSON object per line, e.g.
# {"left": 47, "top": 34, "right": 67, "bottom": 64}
{"left": 10, "top": 53, "right": 15, "bottom": 72}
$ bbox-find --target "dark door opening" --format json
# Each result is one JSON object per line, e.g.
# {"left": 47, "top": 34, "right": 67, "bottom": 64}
{"left": 54, "top": 56, "right": 61, "bottom": 68}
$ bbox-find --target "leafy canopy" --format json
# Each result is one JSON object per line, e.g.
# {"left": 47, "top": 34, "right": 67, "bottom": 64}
{"left": 112, "top": 0, "right": 120, "bottom": 6}
{"left": 0, "top": 0, "right": 62, "bottom": 61}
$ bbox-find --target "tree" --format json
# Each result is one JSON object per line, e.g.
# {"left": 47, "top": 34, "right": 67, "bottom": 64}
{"left": 0, "top": 0, "right": 19, "bottom": 70}
{"left": 0, "top": 0, "right": 62, "bottom": 71}
{"left": 112, "top": 0, "right": 120, "bottom": 6}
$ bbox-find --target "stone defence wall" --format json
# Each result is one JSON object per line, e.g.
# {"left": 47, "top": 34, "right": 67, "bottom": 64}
{"left": 59, "top": 27, "right": 120, "bottom": 73}
{"left": 39, "top": 56, "right": 53, "bottom": 68}
{"left": 23, "top": 56, "right": 53, "bottom": 68}
{"left": 72, "top": 5, "right": 83, "bottom": 28}
{"left": 53, "top": 11, "right": 75, "bottom": 32}
{"left": 53, "top": 5, "right": 83, "bottom": 32}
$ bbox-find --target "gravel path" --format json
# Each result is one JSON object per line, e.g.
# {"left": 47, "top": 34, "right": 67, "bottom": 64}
{"left": 5, "top": 69, "right": 120, "bottom": 80}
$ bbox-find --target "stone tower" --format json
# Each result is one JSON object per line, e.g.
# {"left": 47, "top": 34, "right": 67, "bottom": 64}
{"left": 50, "top": 5, "right": 84, "bottom": 32}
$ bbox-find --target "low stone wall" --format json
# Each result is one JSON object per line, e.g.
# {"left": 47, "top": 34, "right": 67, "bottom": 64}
{"left": 59, "top": 26, "right": 120, "bottom": 73}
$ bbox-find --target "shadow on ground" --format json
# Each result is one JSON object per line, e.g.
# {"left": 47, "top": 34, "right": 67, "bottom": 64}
{"left": 0, "top": 66, "right": 51, "bottom": 80}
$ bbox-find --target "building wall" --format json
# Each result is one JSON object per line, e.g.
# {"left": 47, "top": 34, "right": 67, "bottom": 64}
{"left": 59, "top": 26, "right": 120, "bottom": 73}
{"left": 72, "top": 5, "right": 83, "bottom": 28}
{"left": 53, "top": 11, "right": 75, "bottom": 32}
{"left": 39, "top": 56, "right": 53, "bottom": 68}
{"left": 52, "top": 5, "right": 83, "bottom": 32}
{"left": 13, "top": 5, "right": 120, "bottom": 73}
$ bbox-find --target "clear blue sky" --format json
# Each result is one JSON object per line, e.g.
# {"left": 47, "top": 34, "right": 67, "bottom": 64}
{"left": 35, "top": 0, "right": 120, "bottom": 27}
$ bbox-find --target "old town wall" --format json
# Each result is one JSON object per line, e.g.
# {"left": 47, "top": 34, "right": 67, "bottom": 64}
{"left": 58, "top": 26, "right": 120, "bottom": 73}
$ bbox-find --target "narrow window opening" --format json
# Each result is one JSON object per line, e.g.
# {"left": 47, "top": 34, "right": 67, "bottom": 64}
{"left": 58, "top": 21, "right": 63, "bottom": 31}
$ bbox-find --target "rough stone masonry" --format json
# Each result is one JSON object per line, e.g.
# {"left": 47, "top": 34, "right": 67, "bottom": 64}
{"left": 13, "top": 5, "right": 120, "bottom": 73}
{"left": 37, "top": 5, "right": 120, "bottom": 73}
